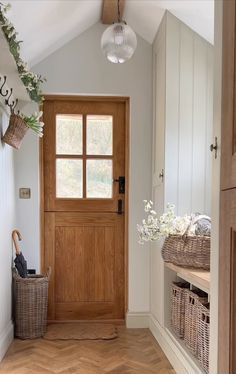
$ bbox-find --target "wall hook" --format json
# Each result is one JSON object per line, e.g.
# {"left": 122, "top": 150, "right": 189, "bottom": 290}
{"left": 0, "top": 75, "right": 19, "bottom": 113}
{"left": 10, "top": 98, "right": 18, "bottom": 114}
{"left": 5, "top": 88, "right": 13, "bottom": 106}
{"left": 0, "top": 75, "right": 9, "bottom": 97}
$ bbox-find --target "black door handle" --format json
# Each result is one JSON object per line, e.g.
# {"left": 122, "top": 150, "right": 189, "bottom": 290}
{"left": 113, "top": 176, "right": 125, "bottom": 194}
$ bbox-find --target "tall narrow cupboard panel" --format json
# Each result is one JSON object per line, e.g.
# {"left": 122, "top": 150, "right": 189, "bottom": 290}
{"left": 221, "top": 0, "right": 236, "bottom": 190}
{"left": 164, "top": 12, "right": 213, "bottom": 216}
{"left": 165, "top": 14, "right": 180, "bottom": 209}
{"left": 151, "top": 17, "right": 166, "bottom": 325}
{"left": 178, "top": 25, "right": 194, "bottom": 214}
{"left": 219, "top": 1, "right": 236, "bottom": 372}
{"left": 219, "top": 189, "right": 236, "bottom": 373}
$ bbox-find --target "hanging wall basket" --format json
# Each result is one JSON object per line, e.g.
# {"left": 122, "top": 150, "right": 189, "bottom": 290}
{"left": 2, "top": 114, "right": 28, "bottom": 149}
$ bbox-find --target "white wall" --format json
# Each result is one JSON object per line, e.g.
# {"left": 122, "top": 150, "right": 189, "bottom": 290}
{"left": 14, "top": 102, "right": 40, "bottom": 272}
{"left": 0, "top": 104, "right": 15, "bottom": 360}
{"left": 16, "top": 22, "right": 153, "bottom": 313}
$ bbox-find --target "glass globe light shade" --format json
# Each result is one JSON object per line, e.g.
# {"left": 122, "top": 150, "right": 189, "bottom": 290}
{"left": 101, "top": 22, "right": 137, "bottom": 64}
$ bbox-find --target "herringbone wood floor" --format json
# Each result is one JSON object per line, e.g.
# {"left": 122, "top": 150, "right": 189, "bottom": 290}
{"left": 0, "top": 327, "right": 175, "bottom": 374}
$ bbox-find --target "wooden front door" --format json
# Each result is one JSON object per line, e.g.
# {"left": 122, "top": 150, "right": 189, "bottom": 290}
{"left": 41, "top": 96, "right": 128, "bottom": 321}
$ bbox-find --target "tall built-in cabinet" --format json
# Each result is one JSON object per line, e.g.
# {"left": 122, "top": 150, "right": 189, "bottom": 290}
{"left": 219, "top": 1, "right": 236, "bottom": 373}
{"left": 150, "top": 12, "right": 214, "bottom": 374}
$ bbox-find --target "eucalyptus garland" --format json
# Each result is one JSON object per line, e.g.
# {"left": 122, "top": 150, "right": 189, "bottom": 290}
{"left": 0, "top": 2, "right": 45, "bottom": 104}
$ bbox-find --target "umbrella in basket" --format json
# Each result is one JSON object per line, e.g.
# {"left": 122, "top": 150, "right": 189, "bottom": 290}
{"left": 12, "top": 230, "right": 27, "bottom": 278}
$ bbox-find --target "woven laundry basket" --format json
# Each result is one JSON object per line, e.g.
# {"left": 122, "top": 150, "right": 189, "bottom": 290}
{"left": 13, "top": 268, "right": 50, "bottom": 339}
{"left": 198, "top": 303, "right": 210, "bottom": 373}
{"left": 171, "top": 282, "right": 190, "bottom": 338}
{"left": 184, "top": 289, "right": 208, "bottom": 356}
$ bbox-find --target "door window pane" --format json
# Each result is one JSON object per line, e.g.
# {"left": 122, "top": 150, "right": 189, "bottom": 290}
{"left": 87, "top": 159, "right": 112, "bottom": 198}
{"left": 56, "top": 115, "right": 82, "bottom": 155}
{"left": 56, "top": 159, "right": 83, "bottom": 198}
{"left": 87, "top": 115, "right": 113, "bottom": 155}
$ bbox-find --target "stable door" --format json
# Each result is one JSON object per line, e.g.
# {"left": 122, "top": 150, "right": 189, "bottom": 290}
{"left": 42, "top": 96, "right": 128, "bottom": 321}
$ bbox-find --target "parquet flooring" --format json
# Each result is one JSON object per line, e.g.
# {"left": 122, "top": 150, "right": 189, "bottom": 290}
{"left": 0, "top": 327, "right": 175, "bottom": 374}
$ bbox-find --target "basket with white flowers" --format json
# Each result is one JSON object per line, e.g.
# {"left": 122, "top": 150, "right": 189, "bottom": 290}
{"left": 137, "top": 201, "right": 211, "bottom": 270}
{"left": 2, "top": 111, "right": 44, "bottom": 149}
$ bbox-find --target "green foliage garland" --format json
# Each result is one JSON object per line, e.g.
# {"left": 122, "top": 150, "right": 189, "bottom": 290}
{"left": 0, "top": 2, "right": 45, "bottom": 104}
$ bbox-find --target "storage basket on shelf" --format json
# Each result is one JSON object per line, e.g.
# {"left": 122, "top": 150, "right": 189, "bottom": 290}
{"left": 198, "top": 303, "right": 210, "bottom": 373}
{"left": 171, "top": 282, "right": 190, "bottom": 338}
{"left": 13, "top": 268, "right": 51, "bottom": 339}
{"left": 184, "top": 289, "right": 208, "bottom": 356}
{"left": 162, "top": 216, "right": 210, "bottom": 270}
{"left": 2, "top": 114, "right": 28, "bottom": 150}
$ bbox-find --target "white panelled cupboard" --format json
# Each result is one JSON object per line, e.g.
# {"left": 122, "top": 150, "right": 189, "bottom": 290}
{"left": 150, "top": 11, "right": 215, "bottom": 374}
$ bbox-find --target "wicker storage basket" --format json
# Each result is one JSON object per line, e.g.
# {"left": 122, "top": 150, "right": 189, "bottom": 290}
{"left": 2, "top": 114, "right": 28, "bottom": 150}
{"left": 184, "top": 289, "right": 208, "bottom": 356}
{"left": 13, "top": 268, "right": 50, "bottom": 339}
{"left": 198, "top": 303, "right": 210, "bottom": 373}
{"left": 161, "top": 234, "right": 210, "bottom": 270}
{"left": 171, "top": 282, "right": 190, "bottom": 338}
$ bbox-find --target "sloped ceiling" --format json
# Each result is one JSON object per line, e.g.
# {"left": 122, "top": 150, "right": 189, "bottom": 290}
{"left": 7, "top": 0, "right": 214, "bottom": 67}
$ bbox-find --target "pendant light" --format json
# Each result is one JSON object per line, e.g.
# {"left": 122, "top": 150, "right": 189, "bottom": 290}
{"left": 101, "top": 0, "right": 137, "bottom": 64}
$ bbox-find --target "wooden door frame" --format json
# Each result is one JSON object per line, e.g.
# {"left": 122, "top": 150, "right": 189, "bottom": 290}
{"left": 40, "top": 95, "right": 130, "bottom": 316}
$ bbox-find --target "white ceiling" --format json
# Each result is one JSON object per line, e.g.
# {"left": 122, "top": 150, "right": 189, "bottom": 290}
{"left": 7, "top": 0, "right": 214, "bottom": 67}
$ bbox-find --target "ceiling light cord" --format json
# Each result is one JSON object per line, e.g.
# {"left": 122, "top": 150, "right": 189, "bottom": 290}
{"left": 117, "top": 0, "right": 121, "bottom": 23}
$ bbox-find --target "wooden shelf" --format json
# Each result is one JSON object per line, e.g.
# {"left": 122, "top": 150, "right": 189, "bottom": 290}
{"left": 165, "top": 262, "right": 210, "bottom": 294}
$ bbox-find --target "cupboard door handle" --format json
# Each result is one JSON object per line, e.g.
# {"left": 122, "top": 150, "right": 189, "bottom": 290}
{"left": 210, "top": 137, "right": 218, "bottom": 159}
{"left": 159, "top": 169, "right": 164, "bottom": 181}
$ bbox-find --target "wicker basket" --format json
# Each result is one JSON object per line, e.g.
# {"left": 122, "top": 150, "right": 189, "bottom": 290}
{"left": 161, "top": 234, "right": 210, "bottom": 270}
{"left": 198, "top": 303, "right": 210, "bottom": 373}
{"left": 2, "top": 114, "right": 28, "bottom": 149}
{"left": 13, "top": 268, "right": 50, "bottom": 339}
{"left": 184, "top": 289, "right": 208, "bottom": 356}
{"left": 171, "top": 282, "right": 190, "bottom": 338}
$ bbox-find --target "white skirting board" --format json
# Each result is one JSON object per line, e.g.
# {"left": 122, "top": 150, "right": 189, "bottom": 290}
{"left": 126, "top": 312, "right": 203, "bottom": 374}
{"left": 126, "top": 312, "right": 150, "bottom": 328}
{"left": 0, "top": 321, "right": 13, "bottom": 362}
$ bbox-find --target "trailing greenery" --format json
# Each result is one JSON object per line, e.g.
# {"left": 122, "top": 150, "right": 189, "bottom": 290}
{"left": 0, "top": 2, "right": 45, "bottom": 103}
{"left": 21, "top": 111, "right": 44, "bottom": 137}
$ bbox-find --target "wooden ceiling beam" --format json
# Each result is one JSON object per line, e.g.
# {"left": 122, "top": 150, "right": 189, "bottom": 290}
{"left": 102, "top": 0, "right": 125, "bottom": 25}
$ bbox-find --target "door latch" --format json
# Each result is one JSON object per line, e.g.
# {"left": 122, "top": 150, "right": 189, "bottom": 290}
{"left": 113, "top": 176, "right": 125, "bottom": 194}
{"left": 210, "top": 137, "right": 218, "bottom": 159}
{"left": 117, "top": 199, "right": 123, "bottom": 214}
